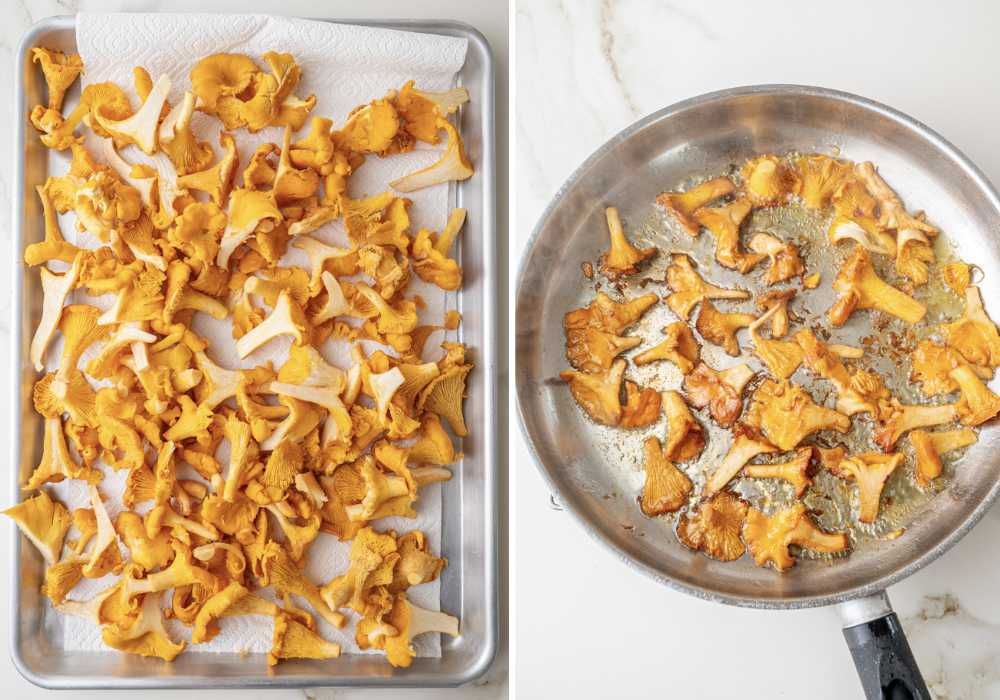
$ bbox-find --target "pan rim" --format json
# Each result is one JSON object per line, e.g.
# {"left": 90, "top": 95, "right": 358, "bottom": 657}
{"left": 514, "top": 83, "right": 1000, "bottom": 609}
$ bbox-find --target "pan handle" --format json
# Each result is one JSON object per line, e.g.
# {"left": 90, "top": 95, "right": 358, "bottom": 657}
{"left": 837, "top": 592, "right": 931, "bottom": 700}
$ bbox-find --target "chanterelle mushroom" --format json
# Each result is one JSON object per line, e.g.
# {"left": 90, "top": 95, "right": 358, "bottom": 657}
{"left": 746, "top": 379, "right": 850, "bottom": 451}
{"left": 599, "top": 207, "right": 655, "bottom": 278}
{"left": 312, "top": 272, "right": 351, "bottom": 324}
{"left": 235, "top": 291, "right": 307, "bottom": 358}
{"left": 389, "top": 119, "right": 473, "bottom": 192}
{"left": 83, "top": 485, "right": 123, "bottom": 578}
{"left": 2, "top": 490, "right": 71, "bottom": 566}
{"left": 258, "top": 541, "right": 343, "bottom": 628}
{"left": 748, "top": 232, "right": 804, "bottom": 285}
{"left": 874, "top": 400, "right": 958, "bottom": 451}
{"left": 794, "top": 155, "right": 853, "bottom": 209}
{"left": 909, "top": 339, "right": 990, "bottom": 397}
{"left": 102, "top": 590, "right": 186, "bottom": 661}
{"left": 895, "top": 229, "right": 935, "bottom": 287}
{"left": 831, "top": 169, "right": 876, "bottom": 214}
{"left": 94, "top": 74, "right": 172, "bottom": 155}
{"left": 158, "top": 91, "right": 214, "bottom": 176}
{"left": 828, "top": 246, "right": 926, "bottom": 327}
{"left": 272, "top": 126, "right": 320, "bottom": 203}
{"left": 177, "top": 131, "right": 239, "bottom": 206}
{"left": 683, "top": 362, "right": 755, "bottom": 427}
{"left": 795, "top": 328, "right": 888, "bottom": 416}
{"left": 661, "top": 390, "right": 705, "bottom": 462}
{"left": 564, "top": 291, "right": 658, "bottom": 335}
{"left": 217, "top": 188, "right": 282, "bottom": 269}
{"left": 744, "top": 503, "right": 849, "bottom": 571}
{"left": 190, "top": 53, "right": 258, "bottom": 111}
{"left": 741, "top": 155, "right": 798, "bottom": 206}
{"left": 565, "top": 326, "right": 641, "bottom": 373}
{"left": 320, "top": 527, "right": 398, "bottom": 613}
{"left": 41, "top": 558, "right": 85, "bottom": 607}
{"left": 392, "top": 80, "right": 469, "bottom": 144}
{"left": 418, "top": 361, "right": 472, "bottom": 438}
{"left": 25, "top": 182, "right": 81, "bottom": 267}
{"left": 677, "top": 491, "right": 748, "bottom": 561}
{"left": 694, "top": 197, "right": 766, "bottom": 273}
{"left": 854, "top": 161, "right": 937, "bottom": 235}
{"left": 31, "top": 48, "right": 83, "bottom": 112}
{"left": 335, "top": 96, "right": 400, "bottom": 154}
{"left": 268, "top": 614, "right": 341, "bottom": 666}
{"left": 25, "top": 416, "right": 102, "bottom": 490}
{"left": 656, "top": 176, "right": 735, "bottom": 236}
{"left": 748, "top": 304, "right": 802, "bottom": 380}
{"left": 117, "top": 215, "right": 164, "bottom": 271}
{"left": 620, "top": 381, "right": 662, "bottom": 429}
{"left": 411, "top": 207, "right": 465, "bottom": 291}
{"left": 360, "top": 592, "right": 458, "bottom": 668}
{"left": 30, "top": 252, "right": 83, "bottom": 371}
{"left": 950, "top": 365, "right": 1000, "bottom": 426}
{"left": 827, "top": 216, "right": 895, "bottom": 257}
{"left": 639, "top": 437, "right": 692, "bottom": 516}
{"left": 664, "top": 254, "right": 749, "bottom": 320}
{"left": 830, "top": 175, "right": 884, "bottom": 235}
{"left": 559, "top": 359, "right": 625, "bottom": 426}
{"left": 744, "top": 447, "right": 814, "bottom": 497}
{"left": 163, "top": 261, "right": 228, "bottom": 323}
{"left": 755, "top": 289, "right": 795, "bottom": 338}
{"left": 634, "top": 322, "right": 700, "bottom": 373}
{"left": 941, "top": 262, "right": 971, "bottom": 296}
{"left": 704, "top": 424, "right": 778, "bottom": 496}
{"left": 695, "top": 299, "right": 756, "bottom": 356}
{"left": 829, "top": 452, "right": 904, "bottom": 523}
{"left": 910, "top": 428, "right": 977, "bottom": 486}
{"left": 940, "top": 286, "right": 1000, "bottom": 369}
{"left": 813, "top": 444, "right": 847, "bottom": 471}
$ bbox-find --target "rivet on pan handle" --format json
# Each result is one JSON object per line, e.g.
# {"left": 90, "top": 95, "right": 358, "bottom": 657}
{"left": 838, "top": 592, "right": 931, "bottom": 700}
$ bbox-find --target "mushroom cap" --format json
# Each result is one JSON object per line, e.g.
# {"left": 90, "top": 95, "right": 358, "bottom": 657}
{"left": 683, "top": 362, "right": 752, "bottom": 428}
{"left": 639, "top": 437, "right": 692, "bottom": 516}
{"left": 677, "top": 491, "right": 748, "bottom": 561}
{"left": 695, "top": 299, "right": 756, "bottom": 356}
{"left": 744, "top": 503, "right": 849, "bottom": 571}
{"left": 655, "top": 177, "right": 736, "bottom": 236}
{"left": 662, "top": 390, "right": 706, "bottom": 462}
{"left": 190, "top": 53, "right": 259, "bottom": 110}
{"left": 741, "top": 155, "right": 798, "bottom": 206}
{"left": 794, "top": 155, "right": 853, "bottom": 209}
{"left": 620, "top": 381, "right": 662, "bottom": 429}
{"left": 940, "top": 286, "right": 1000, "bottom": 369}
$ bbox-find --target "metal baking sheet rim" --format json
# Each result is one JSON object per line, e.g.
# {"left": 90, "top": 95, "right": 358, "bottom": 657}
{"left": 10, "top": 15, "right": 498, "bottom": 689}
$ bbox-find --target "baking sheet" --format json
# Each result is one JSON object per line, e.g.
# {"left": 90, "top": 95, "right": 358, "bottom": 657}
{"left": 11, "top": 15, "right": 497, "bottom": 688}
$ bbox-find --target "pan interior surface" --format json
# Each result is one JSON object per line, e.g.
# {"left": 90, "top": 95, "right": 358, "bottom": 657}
{"left": 515, "top": 86, "right": 1000, "bottom": 606}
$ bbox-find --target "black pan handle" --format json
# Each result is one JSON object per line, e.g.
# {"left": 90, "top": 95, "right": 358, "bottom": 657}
{"left": 838, "top": 593, "right": 931, "bottom": 700}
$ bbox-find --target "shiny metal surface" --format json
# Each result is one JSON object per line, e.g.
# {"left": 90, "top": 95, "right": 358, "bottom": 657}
{"left": 837, "top": 592, "right": 893, "bottom": 629}
{"left": 10, "top": 16, "right": 497, "bottom": 688}
{"left": 516, "top": 84, "right": 1000, "bottom": 608}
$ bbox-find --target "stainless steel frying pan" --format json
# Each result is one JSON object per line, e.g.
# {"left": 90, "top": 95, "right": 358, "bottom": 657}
{"left": 515, "top": 85, "right": 1000, "bottom": 700}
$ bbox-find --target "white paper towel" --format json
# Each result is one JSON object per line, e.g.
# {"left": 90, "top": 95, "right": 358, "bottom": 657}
{"left": 40, "top": 12, "right": 469, "bottom": 659}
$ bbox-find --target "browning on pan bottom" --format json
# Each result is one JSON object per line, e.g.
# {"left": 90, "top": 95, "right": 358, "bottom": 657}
{"left": 560, "top": 153, "right": 1000, "bottom": 572}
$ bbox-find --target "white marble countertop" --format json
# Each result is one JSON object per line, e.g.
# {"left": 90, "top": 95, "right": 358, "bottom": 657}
{"left": 514, "top": 1, "right": 1000, "bottom": 698}
{"left": 0, "top": 0, "right": 507, "bottom": 698}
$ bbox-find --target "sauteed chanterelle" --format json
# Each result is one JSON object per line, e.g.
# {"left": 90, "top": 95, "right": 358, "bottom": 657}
{"left": 560, "top": 154, "right": 1000, "bottom": 572}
